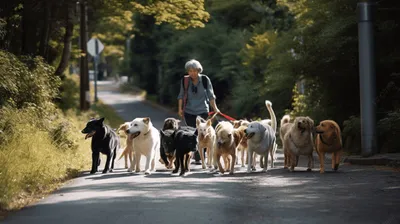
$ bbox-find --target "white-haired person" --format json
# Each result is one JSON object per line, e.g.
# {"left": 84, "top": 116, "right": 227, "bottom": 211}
{"left": 177, "top": 59, "right": 220, "bottom": 164}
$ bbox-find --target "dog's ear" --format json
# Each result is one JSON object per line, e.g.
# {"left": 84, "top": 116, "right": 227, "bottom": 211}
{"left": 257, "top": 123, "right": 266, "bottom": 133}
{"left": 196, "top": 116, "right": 202, "bottom": 127}
{"left": 206, "top": 119, "right": 212, "bottom": 127}
{"left": 306, "top": 117, "right": 314, "bottom": 131}
{"left": 143, "top": 117, "right": 150, "bottom": 124}
{"left": 99, "top": 117, "right": 105, "bottom": 123}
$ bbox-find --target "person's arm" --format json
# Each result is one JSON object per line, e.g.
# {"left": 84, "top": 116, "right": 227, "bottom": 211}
{"left": 177, "top": 79, "right": 184, "bottom": 117}
{"left": 205, "top": 77, "right": 220, "bottom": 113}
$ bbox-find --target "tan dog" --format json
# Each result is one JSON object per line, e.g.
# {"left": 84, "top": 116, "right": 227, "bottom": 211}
{"left": 233, "top": 125, "right": 248, "bottom": 167}
{"left": 282, "top": 116, "right": 315, "bottom": 172}
{"left": 215, "top": 121, "right": 237, "bottom": 174}
{"left": 117, "top": 122, "right": 134, "bottom": 169}
{"left": 315, "top": 120, "right": 343, "bottom": 173}
{"left": 196, "top": 115, "right": 217, "bottom": 169}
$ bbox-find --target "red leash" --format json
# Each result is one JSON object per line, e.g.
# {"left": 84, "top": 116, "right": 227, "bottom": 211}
{"left": 208, "top": 111, "right": 236, "bottom": 121}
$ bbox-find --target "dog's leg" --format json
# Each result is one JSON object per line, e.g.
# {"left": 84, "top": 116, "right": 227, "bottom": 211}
{"left": 135, "top": 152, "right": 141, "bottom": 173}
{"left": 289, "top": 153, "right": 296, "bottom": 172}
{"left": 91, "top": 151, "right": 100, "bottom": 174}
{"left": 216, "top": 154, "right": 225, "bottom": 174}
{"left": 230, "top": 153, "right": 236, "bottom": 175}
{"left": 110, "top": 148, "right": 117, "bottom": 172}
{"left": 186, "top": 152, "right": 192, "bottom": 172}
{"left": 199, "top": 146, "right": 206, "bottom": 169}
{"left": 128, "top": 150, "right": 133, "bottom": 170}
{"left": 307, "top": 154, "right": 313, "bottom": 172}
{"left": 334, "top": 149, "right": 342, "bottom": 171}
{"left": 179, "top": 153, "right": 186, "bottom": 176}
{"left": 270, "top": 147, "right": 275, "bottom": 168}
{"left": 252, "top": 153, "right": 257, "bottom": 170}
{"left": 262, "top": 151, "right": 269, "bottom": 173}
{"left": 259, "top": 155, "right": 264, "bottom": 168}
{"left": 144, "top": 154, "right": 152, "bottom": 175}
{"left": 318, "top": 151, "right": 325, "bottom": 173}
{"left": 124, "top": 154, "right": 128, "bottom": 169}
{"left": 241, "top": 147, "right": 245, "bottom": 167}
{"left": 172, "top": 153, "right": 180, "bottom": 174}
{"left": 206, "top": 145, "right": 212, "bottom": 168}
{"left": 247, "top": 150, "right": 253, "bottom": 173}
{"left": 102, "top": 153, "right": 112, "bottom": 174}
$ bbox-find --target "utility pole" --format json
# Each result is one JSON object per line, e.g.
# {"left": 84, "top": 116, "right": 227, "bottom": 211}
{"left": 357, "top": 0, "right": 377, "bottom": 157}
{"left": 79, "top": 0, "right": 90, "bottom": 111}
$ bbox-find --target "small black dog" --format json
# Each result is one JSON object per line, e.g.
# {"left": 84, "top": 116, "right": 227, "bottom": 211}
{"left": 159, "top": 118, "right": 180, "bottom": 167}
{"left": 173, "top": 126, "right": 198, "bottom": 176}
{"left": 160, "top": 129, "right": 176, "bottom": 169}
{"left": 81, "top": 117, "right": 120, "bottom": 174}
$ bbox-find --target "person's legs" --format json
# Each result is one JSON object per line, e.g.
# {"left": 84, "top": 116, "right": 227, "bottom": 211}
{"left": 184, "top": 112, "right": 209, "bottom": 164}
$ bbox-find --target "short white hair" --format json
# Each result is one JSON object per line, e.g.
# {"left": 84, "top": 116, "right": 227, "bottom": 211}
{"left": 184, "top": 59, "right": 203, "bottom": 73}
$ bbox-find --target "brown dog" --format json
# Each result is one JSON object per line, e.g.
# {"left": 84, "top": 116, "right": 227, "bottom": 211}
{"left": 279, "top": 115, "right": 293, "bottom": 169}
{"left": 282, "top": 116, "right": 315, "bottom": 172}
{"left": 315, "top": 120, "right": 343, "bottom": 173}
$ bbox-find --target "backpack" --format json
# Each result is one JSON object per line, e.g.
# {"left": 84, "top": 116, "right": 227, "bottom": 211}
{"left": 181, "top": 75, "right": 209, "bottom": 112}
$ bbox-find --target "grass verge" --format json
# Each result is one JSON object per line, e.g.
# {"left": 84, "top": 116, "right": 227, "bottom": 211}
{"left": 0, "top": 75, "right": 125, "bottom": 217}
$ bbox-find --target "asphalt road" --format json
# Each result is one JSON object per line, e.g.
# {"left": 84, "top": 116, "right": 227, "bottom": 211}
{"left": 3, "top": 81, "right": 400, "bottom": 224}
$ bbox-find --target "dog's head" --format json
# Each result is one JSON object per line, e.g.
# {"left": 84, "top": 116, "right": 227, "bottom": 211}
{"left": 126, "top": 117, "right": 152, "bottom": 139}
{"left": 316, "top": 120, "right": 339, "bottom": 138}
{"left": 215, "top": 121, "right": 234, "bottom": 147}
{"left": 196, "top": 116, "right": 213, "bottom": 138}
{"left": 160, "top": 129, "right": 176, "bottom": 154}
{"left": 117, "top": 122, "right": 131, "bottom": 135}
{"left": 232, "top": 119, "right": 250, "bottom": 128}
{"left": 244, "top": 121, "right": 266, "bottom": 140}
{"left": 294, "top": 116, "right": 314, "bottom": 133}
{"left": 175, "top": 127, "right": 198, "bottom": 151}
{"left": 81, "top": 117, "right": 105, "bottom": 140}
{"left": 163, "top": 118, "right": 180, "bottom": 130}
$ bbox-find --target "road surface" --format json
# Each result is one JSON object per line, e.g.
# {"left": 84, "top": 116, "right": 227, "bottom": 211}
{"left": 3, "top": 81, "right": 400, "bottom": 224}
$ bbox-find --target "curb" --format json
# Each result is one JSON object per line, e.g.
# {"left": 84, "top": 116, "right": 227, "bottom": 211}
{"left": 343, "top": 155, "right": 400, "bottom": 167}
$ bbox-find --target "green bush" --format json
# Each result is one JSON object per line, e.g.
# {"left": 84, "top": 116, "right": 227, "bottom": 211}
{"left": 377, "top": 110, "right": 400, "bottom": 153}
{"left": 0, "top": 50, "right": 61, "bottom": 109}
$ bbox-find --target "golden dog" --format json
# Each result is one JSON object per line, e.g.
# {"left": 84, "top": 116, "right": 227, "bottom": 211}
{"left": 282, "top": 116, "right": 315, "bottom": 172}
{"left": 117, "top": 122, "right": 134, "bottom": 169}
{"left": 215, "top": 121, "right": 237, "bottom": 174}
{"left": 279, "top": 115, "right": 293, "bottom": 169}
{"left": 315, "top": 120, "right": 343, "bottom": 173}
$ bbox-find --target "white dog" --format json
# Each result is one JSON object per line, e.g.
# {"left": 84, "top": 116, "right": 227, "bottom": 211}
{"left": 126, "top": 117, "right": 160, "bottom": 175}
{"left": 244, "top": 100, "right": 277, "bottom": 173}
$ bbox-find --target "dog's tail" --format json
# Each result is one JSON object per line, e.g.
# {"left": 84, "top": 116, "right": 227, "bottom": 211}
{"left": 265, "top": 100, "right": 277, "bottom": 133}
{"left": 118, "top": 147, "right": 129, "bottom": 160}
{"left": 280, "top": 115, "right": 291, "bottom": 127}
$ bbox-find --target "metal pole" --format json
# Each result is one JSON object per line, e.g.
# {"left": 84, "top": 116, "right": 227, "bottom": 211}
{"left": 94, "top": 39, "right": 99, "bottom": 102}
{"left": 357, "top": 1, "right": 377, "bottom": 157}
{"left": 79, "top": 0, "right": 90, "bottom": 111}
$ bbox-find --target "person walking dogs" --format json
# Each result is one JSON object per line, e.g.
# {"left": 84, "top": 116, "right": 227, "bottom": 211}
{"left": 177, "top": 59, "right": 220, "bottom": 164}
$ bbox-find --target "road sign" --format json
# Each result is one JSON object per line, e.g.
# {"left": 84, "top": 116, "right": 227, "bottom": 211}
{"left": 87, "top": 38, "right": 104, "bottom": 57}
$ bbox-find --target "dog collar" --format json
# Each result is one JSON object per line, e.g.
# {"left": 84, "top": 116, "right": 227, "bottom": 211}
{"left": 319, "top": 134, "right": 334, "bottom": 146}
{"left": 144, "top": 129, "right": 151, "bottom": 136}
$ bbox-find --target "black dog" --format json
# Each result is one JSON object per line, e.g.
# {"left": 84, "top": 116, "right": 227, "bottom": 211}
{"left": 173, "top": 126, "right": 198, "bottom": 176}
{"left": 160, "top": 129, "right": 176, "bottom": 169}
{"left": 81, "top": 117, "right": 120, "bottom": 174}
{"left": 159, "top": 118, "right": 180, "bottom": 167}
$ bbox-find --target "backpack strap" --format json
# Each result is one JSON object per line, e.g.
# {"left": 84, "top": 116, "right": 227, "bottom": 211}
{"left": 182, "top": 75, "right": 190, "bottom": 111}
{"left": 201, "top": 75, "right": 208, "bottom": 90}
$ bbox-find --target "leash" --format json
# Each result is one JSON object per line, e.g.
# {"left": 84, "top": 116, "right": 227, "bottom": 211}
{"left": 208, "top": 111, "right": 236, "bottom": 121}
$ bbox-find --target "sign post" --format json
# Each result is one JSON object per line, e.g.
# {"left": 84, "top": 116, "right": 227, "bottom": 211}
{"left": 87, "top": 37, "right": 104, "bottom": 102}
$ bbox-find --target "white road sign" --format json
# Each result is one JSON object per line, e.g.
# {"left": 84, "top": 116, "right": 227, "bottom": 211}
{"left": 87, "top": 38, "right": 104, "bottom": 57}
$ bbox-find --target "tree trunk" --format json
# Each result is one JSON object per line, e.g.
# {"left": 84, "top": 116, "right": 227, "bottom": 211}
{"left": 39, "top": 0, "right": 51, "bottom": 59}
{"left": 21, "top": 1, "right": 39, "bottom": 56}
{"left": 54, "top": 1, "right": 74, "bottom": 80}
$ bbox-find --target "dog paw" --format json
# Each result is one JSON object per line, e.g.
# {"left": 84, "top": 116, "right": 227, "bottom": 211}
{"left": 261, "top": 169, "right": 268, "bottom": 173}
{"left": 179, "top": 172, "right": 185, "bottom": 176}
{"left": 229, "top": 171, "right": 234, "bottom": 175}
{"left": 172, "top": 169, "right": 178, "bottom": 174}
{"left": 334, "top": 164, "right": 339, "bottom": 171}
{"left": 109, "top": 169, "right": 113, "bottom": 173}
{"left": 283, "top": 166, "right": 288, "bottom": 169}
{"left": 135, "top": 169, "right": 140, "bottom": 173}
{"left": 246, "top": 170, "right": 252, "bottom": 174}
{"left": 241, "top": 165, "right": 245, "bottom": 167}
{"left": 90, "top": 171, "right": 96, "bottom": 174}
{"left": 251, "top": 167, "right": 256, "bottom": 171}
{"left": 320, "top": 170, "right": 325, "bottom": 174}
{"left": 102, "top": 170, "right": 108, "bottom": 174}
{"left": 306, "top": 168, "right": 312, "bottom": 172}
{"left": 144, "top": 170, "right": 151, "bottom": 175}
{"left": 127, "top": 168, "right": 133, "bottom": 172}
